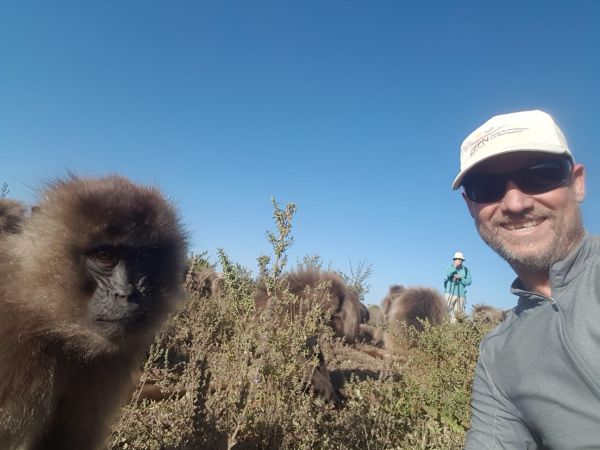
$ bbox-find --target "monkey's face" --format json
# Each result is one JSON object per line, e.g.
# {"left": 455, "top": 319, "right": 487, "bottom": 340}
{"left": 83, "top": 244, "right": 178, "bottom": 341}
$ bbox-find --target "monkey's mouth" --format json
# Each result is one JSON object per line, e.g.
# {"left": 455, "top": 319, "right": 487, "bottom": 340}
{"left": 94, "top": 314, "right": 146, "bottom": 325}
{"left": 93, "top": 314, "right": 148, "bottom": 337}
{"left": 95, "top": 318, "right": 130, "bottom": 324}
{"left": 91, "top": 301, "right": 151, "bottom": 325}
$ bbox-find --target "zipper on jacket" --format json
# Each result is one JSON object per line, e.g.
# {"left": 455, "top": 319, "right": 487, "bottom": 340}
{"left": 546, "top": 296, "right": 559, "bottom": 312}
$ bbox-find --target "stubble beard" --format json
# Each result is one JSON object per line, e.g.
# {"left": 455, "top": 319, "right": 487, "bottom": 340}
{"left": 476, "top": 209, "right": 585, "bottom": 274}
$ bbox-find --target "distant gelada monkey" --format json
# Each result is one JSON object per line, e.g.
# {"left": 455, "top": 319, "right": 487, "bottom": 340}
{"left": 254, "top": 268, "right": 367, "bottom": 343}
{"left": 0, "top": 175, "right": 187, "bottom": 450}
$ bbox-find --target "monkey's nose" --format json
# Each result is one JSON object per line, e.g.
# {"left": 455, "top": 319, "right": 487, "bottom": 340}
{"left": 112, "top": 284, "right": 136, "bottom": 302}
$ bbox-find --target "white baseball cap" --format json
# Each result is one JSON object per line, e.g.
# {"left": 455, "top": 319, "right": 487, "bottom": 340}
{"left": 452, "top": 110, "right": 574, "bottom": 190}
{"left": 453, "top": 251, "right": 465, "bottom": 261}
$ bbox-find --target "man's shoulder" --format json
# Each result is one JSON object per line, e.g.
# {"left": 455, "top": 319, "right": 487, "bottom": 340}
{"left": 589, "top": 234, "right": 600, "bottom": 248}
{"left": 579, "top": 233, "right": 600, "bottom": 254}
{"left": 479, "top": 303, "right": 551, "bottom": 357}
{"left": 479, "top": 310, "right": 516, "bottom": 346}
{"left": 478, "top": 306, "right": 534, "bottom": 349}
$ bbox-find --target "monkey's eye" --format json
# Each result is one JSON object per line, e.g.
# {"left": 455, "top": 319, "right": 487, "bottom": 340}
{"left": 91, "top": 247, "right": 120, "bottom": 267}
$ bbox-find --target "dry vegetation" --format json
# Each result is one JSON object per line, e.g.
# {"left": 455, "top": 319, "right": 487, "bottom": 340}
{"left": 109, "top": 199, "right": 494, "bottom": 449}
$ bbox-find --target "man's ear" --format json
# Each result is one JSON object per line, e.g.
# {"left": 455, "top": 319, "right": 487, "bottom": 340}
{"left": 462, "top": 191, "right": 476, "bottom": 218}
{"left": 571, "top": 163, "right": 586, "bottom": 203}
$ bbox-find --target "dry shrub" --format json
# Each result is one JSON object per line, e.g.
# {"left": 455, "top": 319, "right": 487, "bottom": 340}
{"left": 367, "top": 305, "right": 383, "bottom": 326}
{"left": 109, "top": 199, "right": 492, "bottom": 449}
{"left": 110, "top": 200, "right": 339, "bottom": 449}
{"left": 254, "top": 268, "right": 366, "bottom": 344}
{"left": 327, "top": 320, "right": 491, "bottom": 449}
{"left": 110, "top": 291, "right": 491, "bottom": 449}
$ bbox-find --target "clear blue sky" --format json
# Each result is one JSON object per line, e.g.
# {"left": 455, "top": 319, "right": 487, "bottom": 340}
{"left": 2, "top": 1, "right": 599, "bottom": 309}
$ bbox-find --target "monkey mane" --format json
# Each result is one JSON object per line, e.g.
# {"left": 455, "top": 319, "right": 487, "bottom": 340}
{"left": 381, "top": 284, "right": 405, "bottom": 317}
{"left": 286, "top": 269, "right": 346, "bottom": 310}
{"left": 472, "top": 303, "right": 506, "bottom": 323}
{"left": 186, "top": 268, "right": 224, "bottom": 298}
{"left": 254, "top": 268, "right": 366, "bottom": 342}
{"left": 41, "top": 175, "right": 188, "bottom": 249}
{"left": 0, "top": 198, "right": 27, "bottom": 234}
{"left": 1, "top": 175, "right": 188, "bottom": 357}
{"left": 287, "top": 269, "right": 366, "bottom": 342}
{"left": 0, "top": 175, "right": 189, "bottom": 450}
{"left": 386, "top": 286, "right": 446, "bottom": 332}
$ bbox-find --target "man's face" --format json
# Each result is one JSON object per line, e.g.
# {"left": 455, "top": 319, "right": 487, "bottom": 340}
{"left": 453, "top": 258, "right": 463, "bottom": 268}
{"left": 463, "top": 153, "right": 586, "bottom": 272}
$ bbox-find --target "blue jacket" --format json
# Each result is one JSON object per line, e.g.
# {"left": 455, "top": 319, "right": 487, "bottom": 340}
{"left": 444, "top": 265, "right": 471, "bottom": 298}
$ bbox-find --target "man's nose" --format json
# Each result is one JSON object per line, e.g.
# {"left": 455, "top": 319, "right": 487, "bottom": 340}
{"left": 499, "top": 181, "right": 535, "bottom": 214}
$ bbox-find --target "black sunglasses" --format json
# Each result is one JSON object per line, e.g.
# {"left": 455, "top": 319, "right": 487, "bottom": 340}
{"left": 462, "top": 158, "right": 573, "bottom": 203}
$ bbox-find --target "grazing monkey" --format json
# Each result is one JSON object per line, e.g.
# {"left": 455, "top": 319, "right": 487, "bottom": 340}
{"left": 357, "top": 305, "right": 385, "bottom": 345}
{"left": 386, "top": 286, "right": 446, "bottom": 332}
{"left": 185, "top": 267, "right": 224, "bottom": 298}
{"left": 0, "top": 198, "right": 27, "bottom": 234}
{"left": 381, "top": 284, "right": 405, "bottom": 317}
{"left": 0, "top": 175, "right": 187, "bottom": 450}
{"left": 360, "top": 285, "right": 446, "bottom": 356}
{"left": 472, "top": 303, "right": 507, "bottom": 324}
{"left": 254, "top": 268, "right": 367, "bottom": 343}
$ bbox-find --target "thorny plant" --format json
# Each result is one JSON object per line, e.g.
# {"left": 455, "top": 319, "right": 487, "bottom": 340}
{"left": 263, "top": 197, "right": 297, "bottom": 284}
{"left": 187, "top": 251, "right": 214, "bottom": 272}
{"left": 341, "top": 259, "right": 373, "bottom": 303}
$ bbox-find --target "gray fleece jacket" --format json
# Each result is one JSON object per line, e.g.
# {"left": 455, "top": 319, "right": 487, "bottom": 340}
{"left": 465, "top": 233, "right": 600, "bottom": 450}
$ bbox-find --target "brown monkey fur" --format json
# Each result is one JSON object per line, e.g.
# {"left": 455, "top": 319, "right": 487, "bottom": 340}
{"left": 472, "top": 303, "right": 507, "bottom": 324}
{"left": 361, "top": 285, "right": 446, "bottom": 356}
{"left": 357, "top": 301, "right": 370, "bottom": 326}
{"left": 386, "top": 286, "right": 446, "bottom": 332}
{"left": 0, "top": 198, "right": 27, "bottom": 235}
{"left": 381, "top": 284, "right": 405, "bottom": 317}
{"left": 357, "top": 305, "right": 385, "bottom": 347}
{"left": 254, "top": 268, "right": 367, "bottom": 343}
{"left": 0, "top": 175, "right": 187, "bottom": 450}
{"left": 185, "top": 267, "right": 224, "bottom": 298}
{"left": 301, "top": 335, "right": 339, "bottom": 404}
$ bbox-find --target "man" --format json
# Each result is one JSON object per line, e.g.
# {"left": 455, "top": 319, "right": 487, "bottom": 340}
{"left": 454, "top": 110, "right": 599, "bottom": 449}
{"left": 443, "top": 251, "right": 472, "bottom": 323}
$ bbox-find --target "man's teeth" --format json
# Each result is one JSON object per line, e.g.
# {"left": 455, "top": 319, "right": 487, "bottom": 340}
{"left": 504, "top": 219, "right": 543, "bottom": 230}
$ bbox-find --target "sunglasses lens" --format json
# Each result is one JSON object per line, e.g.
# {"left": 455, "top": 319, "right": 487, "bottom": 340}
{"left": 463, "top": 159, "right": 572, "bottom": 203}
{"left": 463, "top": 176, "right": 506, "bottom": 203}
{"left": 517, "top": 160, "right": 571, "bottom": 194}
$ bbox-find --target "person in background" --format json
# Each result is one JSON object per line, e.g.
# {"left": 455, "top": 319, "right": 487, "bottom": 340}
{"left": 443, "top": 251, "right": 472, "bottom": 322}
{"left": 455, "top": 110, "right": 599, "bottom": 449}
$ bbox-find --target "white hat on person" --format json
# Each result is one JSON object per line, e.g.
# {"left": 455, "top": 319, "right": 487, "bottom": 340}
{"left": 453, "top": 252, "right": 465, "bottom": 261}
{"left": 452, "top": 110, "right": 574, "bottom": 190}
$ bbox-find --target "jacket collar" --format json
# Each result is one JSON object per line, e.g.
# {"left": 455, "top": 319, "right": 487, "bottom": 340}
{"left": 549, "top": 231, "right": 595, "bottom": 288}
{"left": 511, "top": 232, "right": 593, "bottom": 309}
